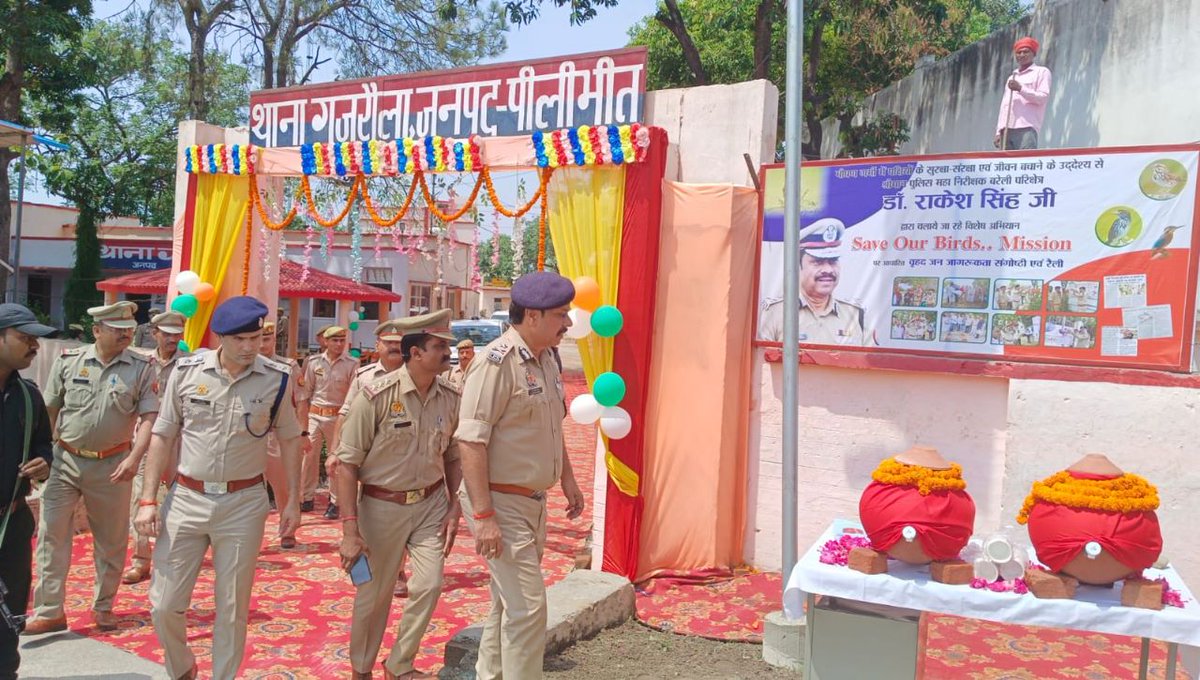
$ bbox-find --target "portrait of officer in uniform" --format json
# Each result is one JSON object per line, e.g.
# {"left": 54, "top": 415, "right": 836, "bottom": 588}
{"left": 25, "top": 301, "right": 158, "bottom": 635}
{"left": 335, "top": 309, "right": 462, "bottom": 680}
{"left": 759, "top": 218, "right": 872, "bottom": 346}
{"left": 455, "top": 271, "right": 585, "bottom": 680}
{"left": 133, "top": 296, "right": 302, "bottom": 680}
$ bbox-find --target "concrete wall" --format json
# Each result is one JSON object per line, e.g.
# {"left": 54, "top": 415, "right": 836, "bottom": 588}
{"left": 822, "top": 0, "right": 1200, "bottom": 157}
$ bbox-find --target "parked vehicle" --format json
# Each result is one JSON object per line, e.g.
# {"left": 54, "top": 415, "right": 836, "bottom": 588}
{"left": 449, "top": 319, "right": 504, "bottom": 364}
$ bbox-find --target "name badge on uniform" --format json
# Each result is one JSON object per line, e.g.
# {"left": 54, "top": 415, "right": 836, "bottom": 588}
{"left": 72, "top": 378, "right": 90, "bottom": 385}
{"left": 517, "top": 347, "right": 533, "bottom": 361}
{"left": 393, "top": 421, "right": 412, "bottom": 429}
{"left": 524, "top": 368, "right": 543, "bottom": 396}
{"left": 189, "top": 398, "right": 211, "bottom": 406}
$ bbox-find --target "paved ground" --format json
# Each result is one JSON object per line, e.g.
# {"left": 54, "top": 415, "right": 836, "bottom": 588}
{"left": 19, "top": 631, "right": 167, "bottom": 679}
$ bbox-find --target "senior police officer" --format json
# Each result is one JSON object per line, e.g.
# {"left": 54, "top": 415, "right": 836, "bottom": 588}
{"left": 758, "top": 219, "right": 872, "bottom": 345}
{"left": 25, "top": 301, "right": 158, "bottom": 635}
{"left": 0, "top": 304, "right": 56, "bottom": 677}
{"left": 447, "top": 339, "right": 474, "bottom": 390}
{"left": 133, "top": 296, "right": 302, "bottom": 680}
{"left": 259, "top": 320, "right": 304, "bottom": 549}
{"left": 456, "top": 272, "right": 585, "bottom": 680}
{"left": 297, "top": 325, "right": 358, "bottom": 517}
{"left": 124, "top": 311, "right": 190, "bottom": 584}
{"left": 336, "top": 309, "right": 463, "bottom": 680}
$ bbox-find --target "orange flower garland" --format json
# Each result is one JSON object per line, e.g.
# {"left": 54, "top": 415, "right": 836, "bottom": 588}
{"left": 1016, "top": 471, "right": 1159, "bottom": 524}
{"left": 361, "top": 175, "right": 419, "bottom": 229}
{"left": 871, "top": 458, "right": 967, "bottom": 496}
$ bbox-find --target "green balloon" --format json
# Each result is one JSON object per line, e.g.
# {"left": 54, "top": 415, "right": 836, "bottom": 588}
{"left": 591, "top": 305, "right": 624, "bottom": 337}
{"left": 177, "top": 340, "right": 190, "bottom": 352}
{"left": 171, "top": 294, "right": 199, "bottom": 318}
{"left": 358, "top": 310, "right": 367, "bottom": 320}
{"left": 349, "top": 348, "right": 361, "bottom": 358}
{"left": 348, "top": 321, "right": 360, "bottom": 331}
{"left": 593, "top": 372, "right": 626, "bottom": 407}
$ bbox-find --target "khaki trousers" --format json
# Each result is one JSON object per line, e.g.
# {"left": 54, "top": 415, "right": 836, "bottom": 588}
{"left": 461, "top": 488, "right": 548, "bottom": 680}
{"left": 149, "top": 483, "right": 270, "bottom": 680}
{"left": 34, "top": 445, "right": 132, "bottom": 618}
{"left": 349, "top": 492, "right": 448, "bottom": 675}
{"left": 264, "top": 433, "right": 294, "bottom": 532}
{"left": 302, "top": 415, "right": 337, "bottom": 503}
{"left": 128, "top": 458, "right": 168, "bottom": 564}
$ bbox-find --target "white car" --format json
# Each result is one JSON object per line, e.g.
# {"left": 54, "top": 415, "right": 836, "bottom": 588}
{"left": 449, "top": 319, "right": 504, "bottom": 364}
{"left": 490, "top": 310, "right": 510, "bottom": 330}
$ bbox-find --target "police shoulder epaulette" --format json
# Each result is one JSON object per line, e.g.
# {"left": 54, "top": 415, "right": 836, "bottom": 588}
{"left": 127, "top": 350, "right": 151, "bottom": 363}
{"left": 177, "top": 355, "right": 206, "bottom": 368}
{"left": 261, "top": 357, "right": 290, "bottom": 373}
{"left": 486, "top": 341, "right": 513, "bottom": 365}
{"left": 436, "top": 374, "right": 461, "bottom": 394}
{"left": 362, "top": 370, "right": 402, "bottom": 400}
{"left": 357, "top": 363, "right": 379, "bottom": 376}
{"left": 61, "top": 347, "right": 83, "bottom": 357}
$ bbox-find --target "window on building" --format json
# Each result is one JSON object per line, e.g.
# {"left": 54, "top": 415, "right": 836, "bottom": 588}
{"left": 361, "top": 284, "right": 394, "bottom": 320}
{"left": 313, "top": 299, "right": 336, "bottom": 318}
{"left": 25, "top": 275, "right": 52, "bottom": 317}
{"left": 409, "top": 283, "right": 432, "bottom": 314}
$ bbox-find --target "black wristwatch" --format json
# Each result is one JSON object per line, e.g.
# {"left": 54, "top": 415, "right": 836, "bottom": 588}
{"left": 301, "top": 430, "right": 310, "bottom": 437}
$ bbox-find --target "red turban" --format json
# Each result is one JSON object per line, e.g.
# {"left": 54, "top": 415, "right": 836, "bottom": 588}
{"left": 859, "top": 481, "right": 976, "bottom": 561}
{"left": 1014, "top": 37, "right": 1039, "bottom": 54}
{"left": 1026, "top": 504, "right": 1162, "bottom": 573}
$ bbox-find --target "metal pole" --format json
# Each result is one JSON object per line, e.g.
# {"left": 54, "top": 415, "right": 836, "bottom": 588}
{"left": 781, "top": 0, "right": 803, "bottom": 602}
{"left": 11, "top": 136, "right": 28, "bottom": 304}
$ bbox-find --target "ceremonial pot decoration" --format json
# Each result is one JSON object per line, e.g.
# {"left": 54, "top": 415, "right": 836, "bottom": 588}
{"left": 855, "top": 446, "right": 977, "bottom": 581}
{"left": 1018, "top": 453, "right": 1163, "bottom": 588}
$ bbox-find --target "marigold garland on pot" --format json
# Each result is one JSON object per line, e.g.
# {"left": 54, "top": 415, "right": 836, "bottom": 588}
{"left": 871, "top": 458, "right": 967, "bottom": 496}
{"left": 1016, "top": 471, "right": 1159, "bottom": 524}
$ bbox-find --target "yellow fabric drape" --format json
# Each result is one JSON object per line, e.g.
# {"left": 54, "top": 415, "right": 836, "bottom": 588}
{"left": 184, "top": 175, "right": 249, "bottom": 350}
{"left": 547, "top": 167, "right": 636, "bottom": 494}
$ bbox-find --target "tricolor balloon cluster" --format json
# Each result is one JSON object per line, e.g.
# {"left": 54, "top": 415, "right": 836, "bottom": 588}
{"left": 170, "top": 270, "right": 217, "bottom": 352}
{"left": 566, "top": 276, "right": 632, "bottom": 440}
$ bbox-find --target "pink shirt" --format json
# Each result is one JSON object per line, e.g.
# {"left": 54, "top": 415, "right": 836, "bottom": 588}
{"left": 996, "top": 63, "right": 1051, "bottom": 134}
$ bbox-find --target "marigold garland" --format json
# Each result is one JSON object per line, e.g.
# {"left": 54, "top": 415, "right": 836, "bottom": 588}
{"left": 241, "top": 201, "right": 253, "bottom": 294}
{"left": 871, "top": 458, "right": 967, "bottom": 496}
{"left": 1016, "top": 471, "right": 1159, "bottom": 524}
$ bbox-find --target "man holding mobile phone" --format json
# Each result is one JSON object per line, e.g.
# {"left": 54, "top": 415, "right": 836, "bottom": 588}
{"left": 335, "top": 309, "right": 462, "bottom": 680}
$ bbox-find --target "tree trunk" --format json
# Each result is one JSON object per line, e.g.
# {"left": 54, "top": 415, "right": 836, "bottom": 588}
{"left": 752, "top": 0, "right": 775, "bottom": 80}
{"left": 262, "top": 44, "right": 275, "bottom": 90}
{"left": 0, "top": 47, "right": 24, "bottom": 299}
{"left": 656, "top": 0, "right": 709, "bottom": 86}
{"left": 188, "top": 31, "right": 209, "bottom": 120}
{"left": 0, "top": 151, "right": 12, "bottom": 298}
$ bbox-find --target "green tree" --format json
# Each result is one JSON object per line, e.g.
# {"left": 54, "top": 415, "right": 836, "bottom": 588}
{"left": 0, "top": 0, "right": 92, "bottom": 298}
{"left": 474, "top": 215, "right": 557, "bottom": 283}
{"left": 476, "top": 233, "right": 515, "bottom": 283}
{"left": 62, "top": 204, "right": 102, "bottom": 323}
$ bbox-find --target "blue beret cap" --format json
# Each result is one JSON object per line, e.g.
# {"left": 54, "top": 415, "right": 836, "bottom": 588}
{"left": 211, "top": 296, "right": 268, "bottom": 335}
{"left": 511, "top": 271, "right": 575, "bottom": 310}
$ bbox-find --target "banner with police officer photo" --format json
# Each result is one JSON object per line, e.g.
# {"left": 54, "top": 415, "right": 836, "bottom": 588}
{"left": 756, "top": 145, "right": 1200, "bottom": 371}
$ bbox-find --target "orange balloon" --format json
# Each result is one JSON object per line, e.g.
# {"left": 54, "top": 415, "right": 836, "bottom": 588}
{"left": 572, "top": 276, "right": 602, "bottom": 311}
{"left": 193, "top": 282, "right": 216, "bottom": 302}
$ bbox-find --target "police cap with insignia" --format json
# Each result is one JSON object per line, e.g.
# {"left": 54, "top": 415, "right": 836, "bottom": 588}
{"left": 88, "top": 301, "right": 139, "bottom": 328}
{"left": 210, "top": 296, "right": 268, "bottom": 335}
{"left": 456, "top": 338, "right": 474, "bottom": 350}
{"left": 262, "top": 321, "right": 277, "bottom": 333}
{"left": 376, "top": 319, "right": 405, "bottom": 342}
{"left": 0, "top": 303, "right": 58, "bottom": 337}
{"left": 798, "top": 218, "right": 848, "bottom": 260}
{"left": 151, "top": 311, "right": 187, "bottom": 334}
{"left": 396, "top": 309, "right": 455, "bottom": 340}
{"left": 322, "top": 325, "right": 347, "bottom": 339}
{"left": 511, "top": 271, "right": 575, "bottom": 310}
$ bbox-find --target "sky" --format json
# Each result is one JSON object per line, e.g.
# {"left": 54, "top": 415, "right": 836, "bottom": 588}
{"left": 23, "top": 0, "right": 661, "bottom": 218}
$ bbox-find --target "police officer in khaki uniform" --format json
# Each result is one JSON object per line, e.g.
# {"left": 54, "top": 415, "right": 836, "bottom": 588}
{"left": 759, "top": 219, "right": 872, "bottom": 345}
{"left": 297, "top": 325, "right": 358, "bottom": 517}
{"left": 336, "top": 309, "right": 462, "bottom": 680}
{"left": 456, "top": 272, "right": 585, "bottom": 680}
{"left": 124, "top": 311, "right": 190, "bottom": 584}
{"left": 259, "top": 321, "right": 304, "bottom": 548}
{"left": 24, "top": 301, "right": 159, "bottom": 635}
{"left": 133, "top": 308, "right": 162, "bottom": 349}
{"left": 134, "top": 296, "right": 302, "bottom": 680}
{"left": 447, "top": 339, "right": 474, "bottom": 390}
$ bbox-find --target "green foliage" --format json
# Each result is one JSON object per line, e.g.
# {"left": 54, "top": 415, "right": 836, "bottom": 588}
{"left": 475, "top": 216, "right": 557, "bottom": 283}
{"left": 838, "top": 112, "right": 910, "bottom": 158}
{"left": 438, "top": 0, "right": 618, "bottom": 26}
{"left": 63, "top": 204, "right": 102, "bottom": 323}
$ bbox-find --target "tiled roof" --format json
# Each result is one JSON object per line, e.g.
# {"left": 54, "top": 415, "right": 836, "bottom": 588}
{"left": 97, "top": 260, "right": 402, "bottom": 302}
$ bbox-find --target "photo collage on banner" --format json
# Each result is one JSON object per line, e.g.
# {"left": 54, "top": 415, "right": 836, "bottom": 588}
{"left": 757, "top": 146, "right": 1200, "bottom": 370}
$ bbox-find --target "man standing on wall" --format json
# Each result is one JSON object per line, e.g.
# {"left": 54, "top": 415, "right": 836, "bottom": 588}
{"left": 994, "top": 37, "right": 1052, "bottom": 150}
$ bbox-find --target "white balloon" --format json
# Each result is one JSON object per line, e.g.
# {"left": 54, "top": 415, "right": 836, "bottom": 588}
{"left": 569, "top": 393, "right": 603, "bottom": 425}
{"left": 599, "top": 406, "right": 633, "bottom": 439}
{"left": 565, "top": 307, "right": 592, "bottom": 339}
{"left": 175, "top": 270, "right": 201, "bottom": 295}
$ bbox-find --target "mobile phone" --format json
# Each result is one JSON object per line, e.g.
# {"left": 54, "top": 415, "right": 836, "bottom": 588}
{"left": 350, "top": 554, "right": 372, "bottom": 586}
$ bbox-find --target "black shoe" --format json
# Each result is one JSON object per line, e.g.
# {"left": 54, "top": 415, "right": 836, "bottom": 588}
{"left": 323, "top": 503, "right": 339, "bottom": 520}
{"left": 300, "top": 500, "right": 314, "bottom": 512}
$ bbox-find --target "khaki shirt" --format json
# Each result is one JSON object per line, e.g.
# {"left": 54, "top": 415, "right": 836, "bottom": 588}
{"left": 447, "top": 364, "right": 468, "bottom": 390}
{"left": 338, "top": 362, "right": 391, "bottom": 417}
{"left": 336, "top": 366, "right": 459, "bottom": 491}
{"left": 759, "top": 296, "right": 868, "bottom": 345}
{"left": 454, "top": 327, "right": 566, "bottom": 491}
{"left": 299, "top": 351, "right": 358, "bottom": 411}
{"left": 45, "top": 345, "right": 158, "bottom": 451}
{"left": 150, "top": 348, "right": 189, "bottom": 395}
{"left": 153, "top": 350, "right": 302, "bottom": 482}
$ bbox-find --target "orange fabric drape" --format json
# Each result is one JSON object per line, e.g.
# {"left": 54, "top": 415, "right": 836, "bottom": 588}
{"left": 636, "top": 181, "right": 759, "bottom": 581}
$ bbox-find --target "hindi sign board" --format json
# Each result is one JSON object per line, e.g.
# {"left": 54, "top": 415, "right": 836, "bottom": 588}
{"left": 756, "top": 146, "right": 1200, "bottom": 371}
{"left": 101, "top": 240, "right": 174, "bottom": 271}
{"left": 249, "top": 48, "right": 646, "bottom": 148}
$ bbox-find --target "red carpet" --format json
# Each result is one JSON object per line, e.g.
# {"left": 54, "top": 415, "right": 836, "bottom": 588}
{"left": 45, "top": 373, "right": 595, "bottom": 679}
{"left": 635, "top": 570, "right": 1192, "bottom": 679}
